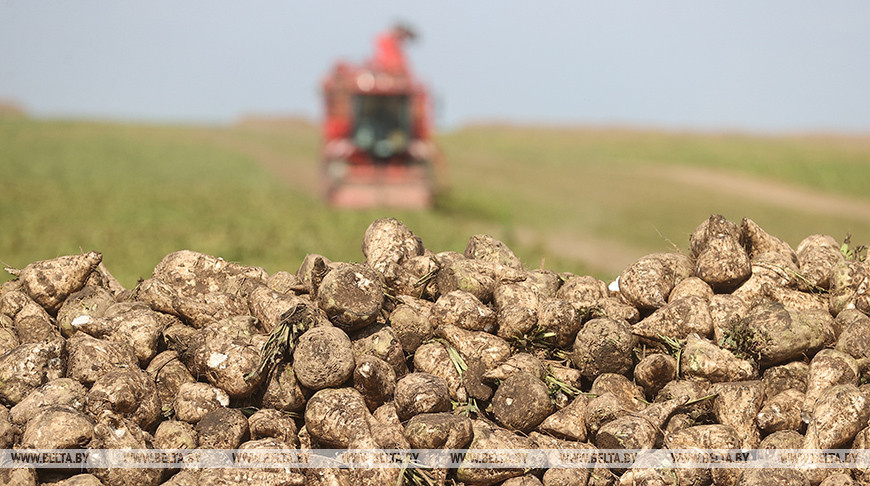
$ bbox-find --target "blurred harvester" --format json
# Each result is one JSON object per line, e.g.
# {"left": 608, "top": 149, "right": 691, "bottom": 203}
{"left": 320, "top": 24, "right": 441, "bottom": 208}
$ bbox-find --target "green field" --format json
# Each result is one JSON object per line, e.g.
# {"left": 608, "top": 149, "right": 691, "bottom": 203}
{"left": 2, "top": 114, "right": 869, "bottom": 288}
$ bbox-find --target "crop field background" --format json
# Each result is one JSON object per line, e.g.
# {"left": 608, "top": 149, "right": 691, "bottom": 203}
{"left": 2, "top": 112, "right": 870, "bottom": 288}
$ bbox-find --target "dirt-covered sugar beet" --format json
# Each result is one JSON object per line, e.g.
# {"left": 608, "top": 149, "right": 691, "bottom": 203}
{"left": 387, "top": 298, "right": 433, "bottom": 352}
{"left": 594, "top": 395, "right": 686, "bottom": 451}
{"left": 691, "top": 214, "right": 752, "bottom": 291}
{"left": 172, "top": 382, "right": 229, "bottom": 424}
{"left": 430, "top": 290, "right": 496, "bottom": 332}
{"left": 195, "top": 407, "right": 249, "bottom": 449}
{"left": 394, "top": 372, "right": 451, "bottom": 420}
{"left": 20, "top": 406, "right": 93, "bottom": 450}
{"left": 248, "top": 408, "right": 298, "bottom": 445}
{"left": 352, "top": 354, "right": 396, "bottom": 410}
{"left": 632, "top": 295, "right": 713, "bottom": 343}
{"left": 681, "top": 333, "right": 756, "bottom": 382}
{"left": 56, "top": 285, "right": 114, "bottom": 338}
{"left": 455, "top": 420, "right": 536, "bottom": 485}
{"left": 146, "top": 351, "right": 195, "bottom": 414}
{"left": 351, "top": 322, "right": 409, "bottom": 377}
{"left": 153, "top": 420, "right": 197, "bottom": 450}
{"left": 316, "top": 263, "right": 384, "bottom": 331}
{"left": 618, "top": 253, "right": 693, "bottom": 310}
{"left": 9, "top": 378, "right": 86, "bottom": 425}
{"left": 634, "top": 353, "right": 678, "bottom": 397}
{"left": 260, "top": 362, "right": 306, "bottom": 412}
{"left": 0, "top": 339, "right": 65, "bottom": 405}
{"left": 757, "top": 388, "right": 804, "bottom": 433}
{"left": 404, "top": 412, "right": 473, "bottom": 449}
{"left": 303, "top": 387, "right": 373, "bottom": 448}
{"left": 535, "top": 297, "right": 581, "bottom": 348}
{"left": 65, "top": 335, "right": 137, "bottom": 387}
{"left": 88, "top": 413, "right": 163, "bottom": 486}
{"left": 413, "top": 341, "right": 467, "bottom": 402}
{"left": 15, "top": 251, "right": 103, "bottom": 313}
{"left": 292, "top": 325, "right": 355, "bottom": 390}
{"left": 183, "top": 326, "right": 264, "bottom": 399}
{"left": 732, "top": 301, "right": 835, "bottom": 366}
{"left": 491, "top": 372, "right": 553, "bottom": 433}
{"left": 85, "top": 368, "right": 161, "bottom": 431}
{"left": 537, "top": 393, "right": 588, "bottom": 441}
{"left": 436, "top": 323, "right": 511, "bottom": 372}
{"left": 362, "top": 217, "right": 424, "bottom": 284}
{"left": 482, "top": 352, "right": 545, "bottom": 382}
{"left": 589, "top": 373, "right": 647, "bottom": 412}
{"left": 711, "top": 380, "right": 765, "bottom": 448}
{"left": 572, "top": 317, "right": 636, "bottom": 378}
{"left": 434, "top": 258, "right": 498, "bottom": 304}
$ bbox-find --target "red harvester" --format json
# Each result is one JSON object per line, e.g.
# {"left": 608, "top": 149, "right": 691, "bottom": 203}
{"left": 320, "top": 25, "right": 440, "bottom": 208}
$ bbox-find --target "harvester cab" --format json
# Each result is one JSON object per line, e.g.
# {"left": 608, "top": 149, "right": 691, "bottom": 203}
{"left": 320, "top": 25, "right": 438, "bottom": 208}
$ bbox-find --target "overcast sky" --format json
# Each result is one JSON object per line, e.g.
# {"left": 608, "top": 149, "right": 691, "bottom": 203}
{"left": 1, "top": 1, "right": 869, "bottom": 131}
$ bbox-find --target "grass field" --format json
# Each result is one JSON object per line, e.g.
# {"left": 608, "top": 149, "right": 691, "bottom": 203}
{"left": 2, "top": 113, "right": 869, "bottom": 288}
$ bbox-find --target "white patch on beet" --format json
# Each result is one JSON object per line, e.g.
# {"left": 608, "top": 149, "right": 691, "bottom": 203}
{"left": 355, "top": 273, "right": 375, "bottom": 290}
{"left": 71, "top": 315, "right": 91, "bottom": 327}
{"left": 207, "top": 352, "right": 228, "bottom": 369}
{"left": 215, "top": 390, "right": 230, "bottom": 407}
{"left": 505, "top": 398, "right": 513, "bottom": 406}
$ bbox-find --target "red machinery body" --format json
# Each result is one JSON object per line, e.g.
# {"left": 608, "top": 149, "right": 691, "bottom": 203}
{"left": 320, "top": 32, "right": 438, "bottom": 208}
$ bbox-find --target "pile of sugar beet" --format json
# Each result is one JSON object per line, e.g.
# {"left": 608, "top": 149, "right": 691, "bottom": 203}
{"left": 1, "top": 215, "right": 870, "bottom": 486}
